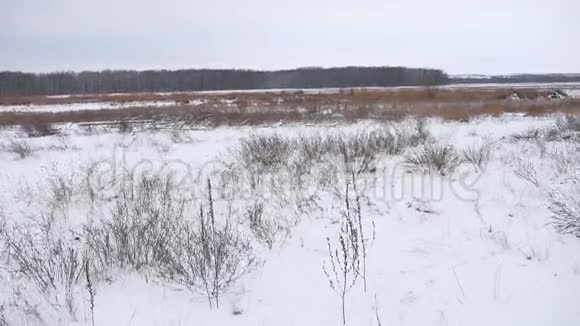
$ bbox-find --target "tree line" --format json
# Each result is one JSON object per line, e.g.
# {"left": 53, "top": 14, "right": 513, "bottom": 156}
{"left": 450, "top": 74, "right": 580, "bottom": 85}
{"left": 0, "top": 66, "right": 448, "bottom": 96}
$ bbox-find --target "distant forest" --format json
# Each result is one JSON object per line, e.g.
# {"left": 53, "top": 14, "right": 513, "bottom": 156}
{"left": 0, "top": 67, "right": 447, "bottom": 96}
{"left": 450, "top": 74, "right": 580, "bottom": 85}
{"left": 2, "top": 67, "right": 580, "bottom": 96}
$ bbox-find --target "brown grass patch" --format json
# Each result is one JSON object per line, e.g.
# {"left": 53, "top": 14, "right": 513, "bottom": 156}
{"left": 0, "top": 87, "right": 577, "bottom": 127}
{"left": 0, "top": 87, "right": 555, "bottom": 106}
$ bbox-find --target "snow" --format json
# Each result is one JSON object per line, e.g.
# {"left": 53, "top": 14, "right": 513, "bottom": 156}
{"left": 0, "top": 100, "right": 187, "bottom": 113}
{"left": 563, "top": 88, "right": 580, "bottom": 98}
{"left": 0, "top": 114, "right": 579, "bottom": 326}
{"left": 443, "top": 82, "right": 580, "bottom": 90}
{"left": 451, "top": 74, "right": 493, "bottom": 80}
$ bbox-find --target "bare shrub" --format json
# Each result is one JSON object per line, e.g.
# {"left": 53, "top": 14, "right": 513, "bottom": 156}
{"left": 368, "top": 127, "right": 418, "bottom": 155}
{"left": 0, "top": 208, "right": 6, "bottom": 261}
{"left": 535, "top": 139, "right": 548, "bottom": 158}
{"left": 393, "top": 119, "right": 431, "bottom": 148}
{"left": 334, "top": 132, "right": 377, "bottom": 175}
{"left": 5, "top": 139, "right": 33, "bottom": 159}
{"left": 295, "top": 131, "right": 387, "bottom": 173}
{"left": 287, "top": 122, "right": 431, "bottom": 187}
{"left": 409, "top": 118, "right": 431, "bottom": 145}
{"left": 296, "top": 134, "right": 334, "bottom": 163}
{"left": 366, "top": 129, "right": 398, "bottom": 155}
{"left": 117, "top": 120, "right": 133, "bottom": 134}
{"left": 556, "top": 114, "right": 580, "bottom": 133}
{"left": 195, "top": 206, "right": 257, "bottom": 309}
{"left": 84, "top": 260, "right": 96, "bottom": 326}
{"left": 547, "top": 186, "right": 580, "bottom": 237}
{"left": 535, "top": 115, "right": 580, "bottom": 142}
{"left": 329, "top": 121, "right": 430, "bottom": 174}
{"left": 513, "top": 158, "right": 540, "bottom": 187}
{"left": 549, "top": 147, "right": 579, "bottom": 175}
{"left": 369, "top": 121, "right": 430, "bottom": 155}
{"left": 245, "top": 202, "right": 278, "bottom": 249}
{"left": 84, "top": 173, "right": 186, "bottom": 272}
{"left": 80, "top": 124, "right": 100, "bottom": 136}
{"left": 5, "top": 224, "right": 86, "bottom": 322}
{"left": 323, "top": 229, "right": 359, "bottom": 326}
{"left": 293, "top": 129, "right": 402, "bottom": 188}
{"left": 346, "top": 172, "right": 373, "bottom": 292}
{"left": 323, "top": 180, "right": 361, "bottom": 326}
{"left": 543, "top": 128, "right": 562, "bottom": 142}
{"left": 21, "top": 122, "right": 58, "bottom": 138}
{"left": 235, "top": 134, "right": 294, "bottom": 171}
{"left": 463, "top": 143, "right": 492, "bottom": 172}
{"left": 511, "top": 115, "right": 580, "bottom": 143}
{"left": 322, "top": 175, "right": 376, "bottom": 324}
{"left": 46, "top": 173, "right": 75, "bottom": 210}
{"left": 170, "top": 129, "right": 193, "bottom": 144}
{"left": 155, "top": 216, "right": 198, "bottom": 292}
{"left": 47, "top": 134, "right": 79, "bottom": 152}
{"left": 510, "top": 128, "right": 544, "bottom": 142}
{"left": 83, "top": 168, "right": 260, "bottom": 310}
{"left": 405, "top": 144, "right": 462, "bottom": 175}
{"left": 0, "top": 308, "right": 7, "bottom": 326}
{"left": 158, "top": 180, "right": 259, "bottom": 309}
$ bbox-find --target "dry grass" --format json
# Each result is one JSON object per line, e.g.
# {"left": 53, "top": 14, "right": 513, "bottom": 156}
{"left": 0, "top": 87, "right": 578, "bottom": 127}
{"left": 21, "top": 122, "right": 58, "bottom": 137}
{"left": 405, "top": 145, "right": 463, "bottom": 176}
{"left": 0, "top": 87, "right": 559, "bottom": 106}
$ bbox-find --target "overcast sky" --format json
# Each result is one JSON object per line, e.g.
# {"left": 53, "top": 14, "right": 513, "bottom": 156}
{"left": 1, "top": 0, "right": 578, "bottom": 74}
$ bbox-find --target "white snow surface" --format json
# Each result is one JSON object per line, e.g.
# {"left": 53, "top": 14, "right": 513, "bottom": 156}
{"left": 563, "top": 88, "right": 580, "bottom": 98}
{"left": 0, "top": 114, "right": 579, "bottom": 326}
{"left": 0, "top": 100, "right": 188, "bottom": 113}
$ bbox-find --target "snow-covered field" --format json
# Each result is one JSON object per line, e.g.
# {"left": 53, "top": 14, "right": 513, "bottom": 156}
{"left": 0, "top": 100, "right": 196, "bottom": 113}
{"left": 0, "top": 114, "right": 579, "bottom": 326}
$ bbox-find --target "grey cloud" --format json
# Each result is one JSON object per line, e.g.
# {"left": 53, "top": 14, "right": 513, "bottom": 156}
{"left": 1, "top": 0, "right": 578, "bottom": 74}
